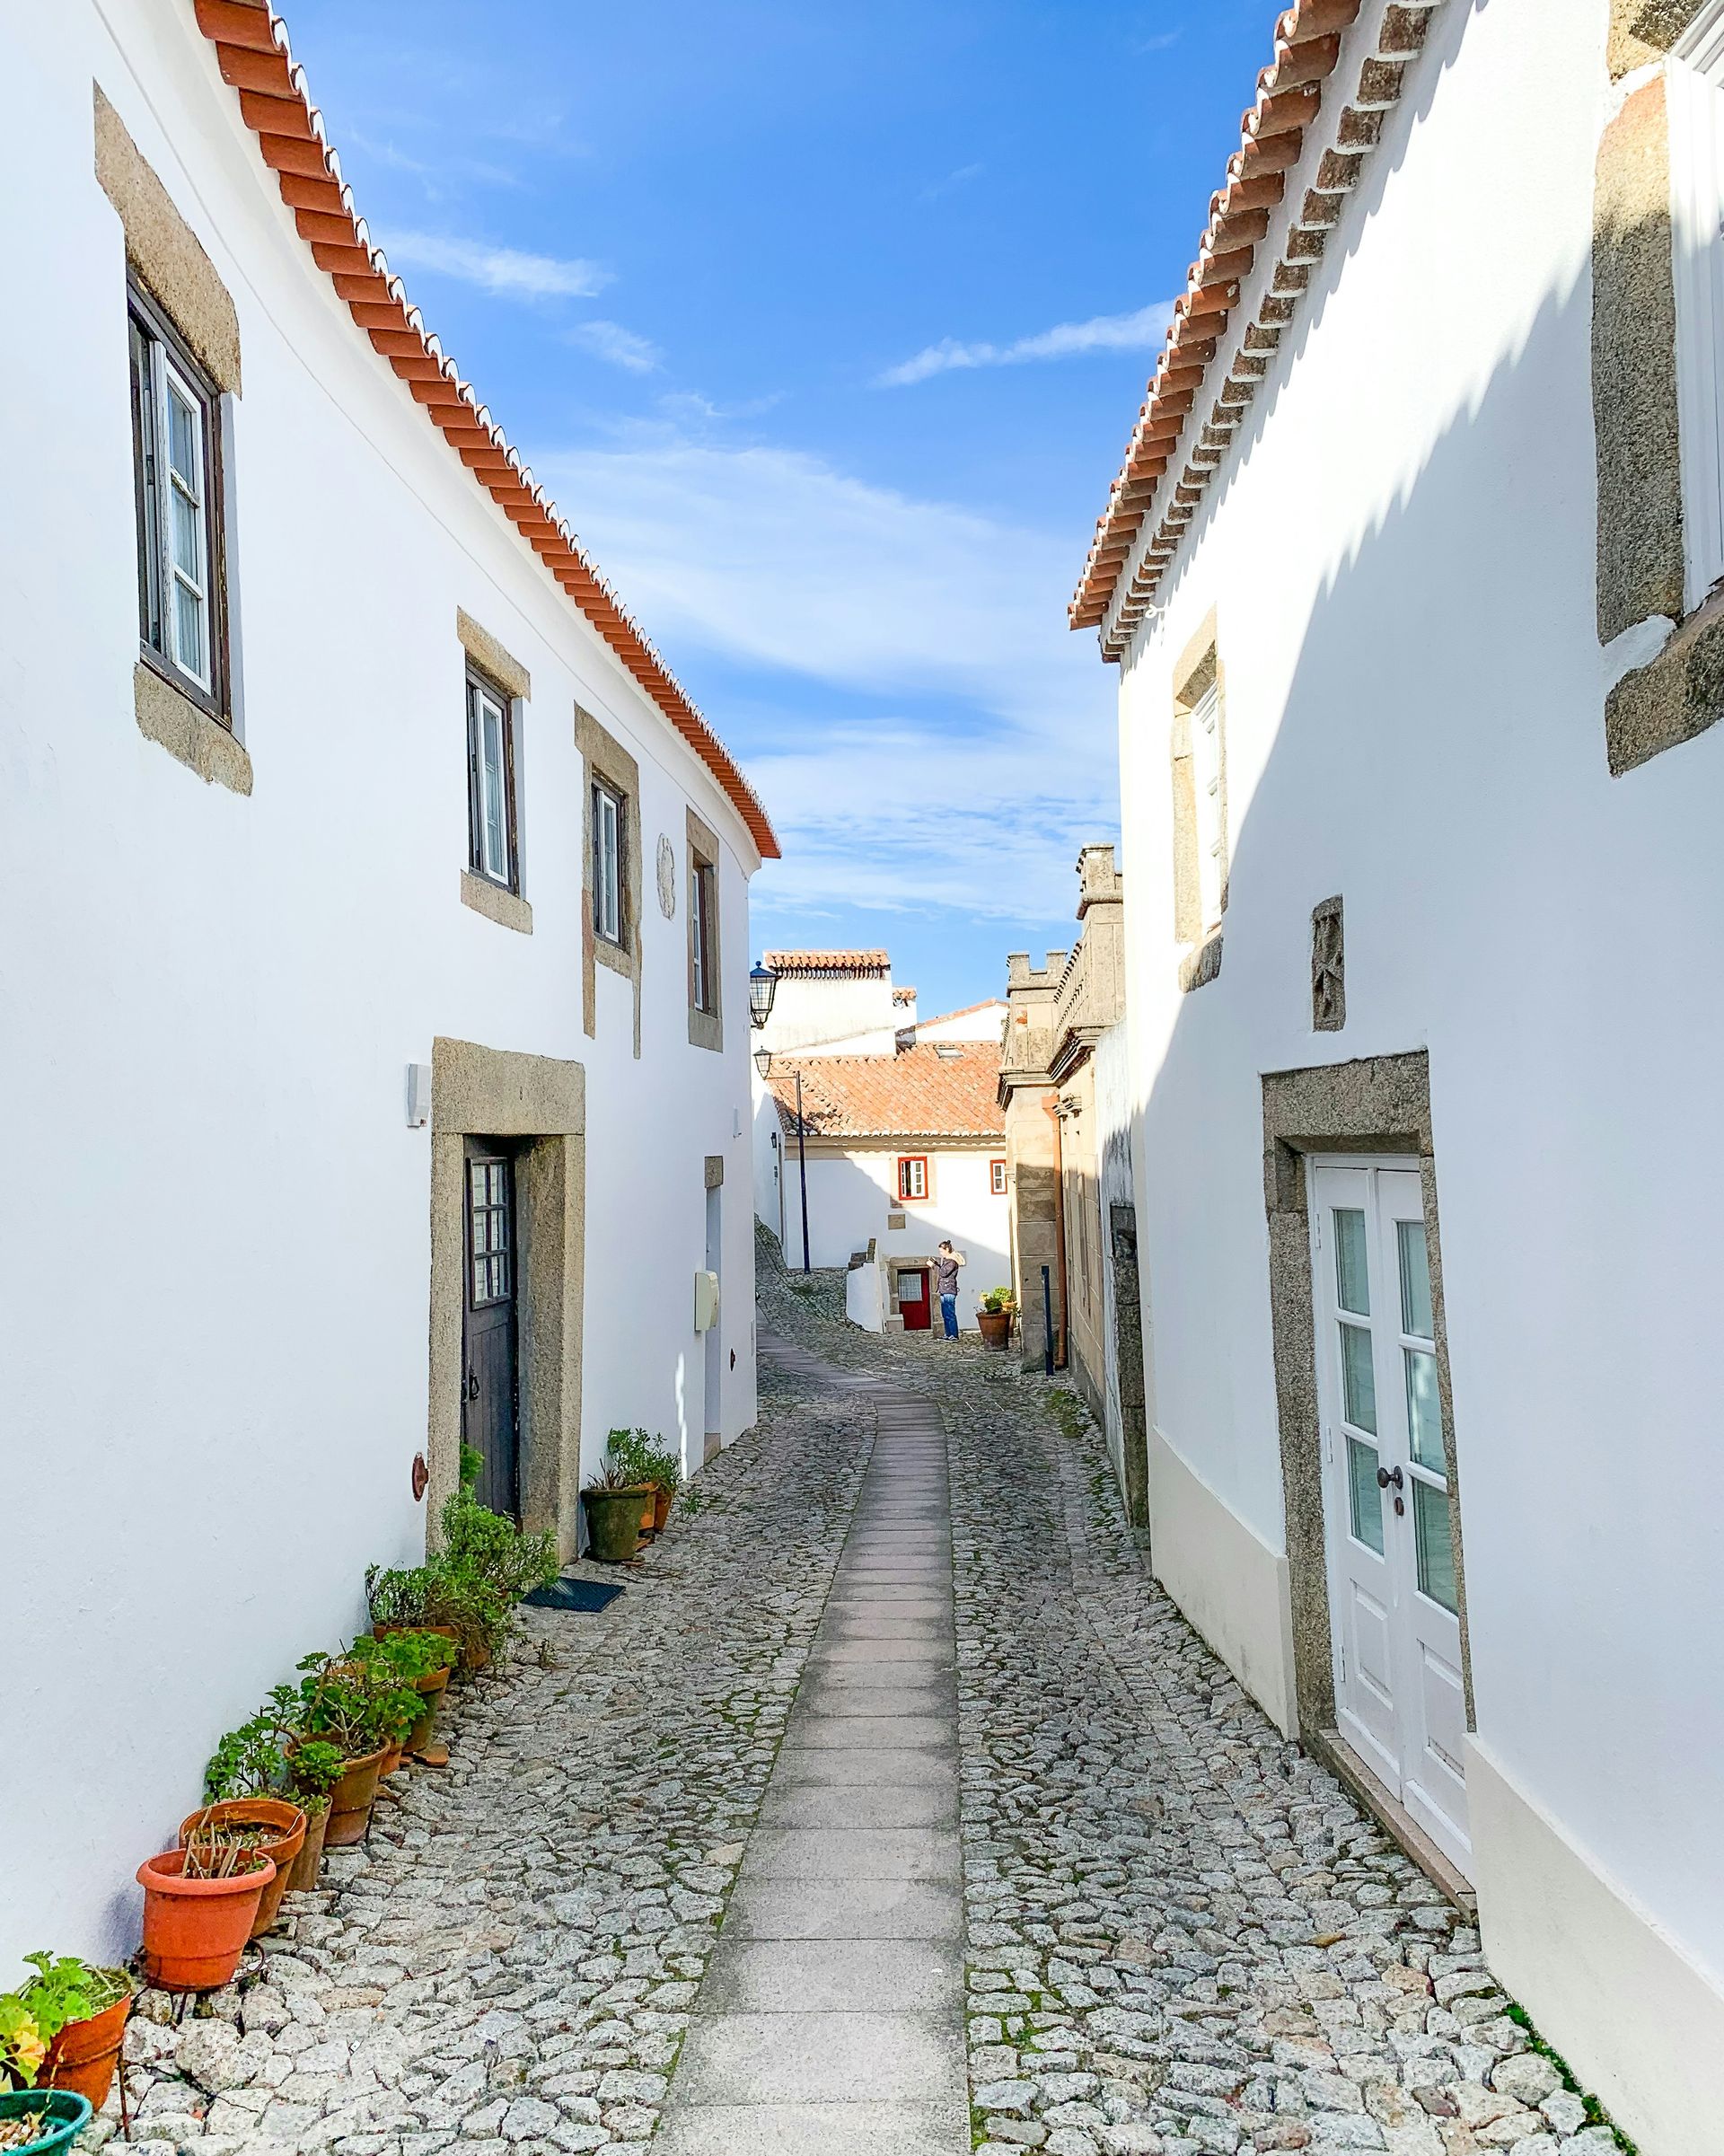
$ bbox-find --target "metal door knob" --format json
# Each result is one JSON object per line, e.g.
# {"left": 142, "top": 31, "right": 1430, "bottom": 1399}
{"left": 1376, "top": 1465, "right": 1403, "bottom": 1491}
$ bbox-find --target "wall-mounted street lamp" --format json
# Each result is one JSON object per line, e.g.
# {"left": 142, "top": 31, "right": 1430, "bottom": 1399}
{"left": 747, "top": 959, "right": 779, "bottom": 1032}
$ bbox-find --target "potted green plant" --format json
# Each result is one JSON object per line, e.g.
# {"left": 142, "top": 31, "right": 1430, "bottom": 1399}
{"left": 608, "top": 1429, "right": 683, "bottom": 1533}
{"left": 373, "top": 1627, "right": 458, "bottom": 1767}
{"left": 582, "top": 1456, "right": 650, "bottom": 1562}
{"left": 274, "top": 1648, "right": 417, "bottom": 1847}
{"left": 435, "top": 1492, "right": 559, "bottom": 1659}
{"left": 284, "top": 1743, "right": 341, "bottom": 1890}
{"left": 1, "top": 1957, "right": 134, "bottom": 2113}
{"left": 195, "top": 1713, "right": 307, "bottom": 1936}
{"left": 136, "top": 1819, "right": 274, "bottom": 1992}
{"left": 977, "top": 1286, "right": 1016, "bottom": 1351}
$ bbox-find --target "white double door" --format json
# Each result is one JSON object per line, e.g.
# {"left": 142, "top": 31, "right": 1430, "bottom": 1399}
{"left": 1310, "top": 1160, "right": 1471, "bottom": 1876}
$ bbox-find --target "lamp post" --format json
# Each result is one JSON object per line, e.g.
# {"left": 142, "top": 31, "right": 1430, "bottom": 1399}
{"left": 748, "top": 960, "right": 809, "bottom": 1273}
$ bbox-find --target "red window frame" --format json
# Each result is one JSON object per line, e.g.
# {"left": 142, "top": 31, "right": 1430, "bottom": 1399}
{"left": 897, "top": 1154, "right": 929, "bottom": 1201}
{"left": 990, "top": 1157, "right": 1007, "bottom": 1195}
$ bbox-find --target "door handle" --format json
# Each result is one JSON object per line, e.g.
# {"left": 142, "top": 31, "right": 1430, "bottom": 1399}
{"left": 1376, "top": 1465, "right": 1403, "bottom": 1491}
{"left": 465, "top": 1368, "right": 479, "bottom": 1402}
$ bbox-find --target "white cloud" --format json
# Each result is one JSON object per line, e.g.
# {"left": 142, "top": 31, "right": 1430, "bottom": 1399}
{"left": 567, "top": 320, "right": 663, "bottom": 373}
{"left": 540, "top": 436, "right": 1119, "bottom": 922}
{"left": 876, "top": 301, "right": 1174, "bottom": 388}
{"left": 381, "top": 231, "right": 608, "bottom": 299}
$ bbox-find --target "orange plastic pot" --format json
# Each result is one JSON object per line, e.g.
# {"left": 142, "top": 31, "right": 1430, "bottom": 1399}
{"left": 179, "top": 1800, "right": 306, "bottom": 1939}
{"left": 43, "top": 1992, "right": 132, "bottom": 2110}
{"left": 136, "top": 1849, "right": 274, "bottom": 1992}
{"left": 321, "top": 1746, "right": 390, "bottom": 1847}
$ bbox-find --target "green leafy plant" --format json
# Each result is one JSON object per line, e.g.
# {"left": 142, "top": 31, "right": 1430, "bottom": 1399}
{"left": 459, "top": 1442, "right": 485, "bottom": 1492}
{"left": 367, "top": 1556, "right": 500, "bottom": 1664}
{"left": 204, "top": 1711, "right": 288, "bottom": 1802}
{"left": 286, "top": 1738, "right": 344, "bottom": 1803}
{"left": 373, "top": 1627, "right": 457, "bottom": 1685}
{"left": 979, "top": 1286, "right": 1017, "bottom": 1315}
{"left": 583, "top": 1456, "right": 646, "bottom": 1493}
{"left": 283, "top": 1642, "right": 419, "bottom": 1760}
{"left": 0, "top": 1956, "right": 132, "bottom": 2086}
{"left": 606, "top": 1428, "right": 682, "bottom": 1496}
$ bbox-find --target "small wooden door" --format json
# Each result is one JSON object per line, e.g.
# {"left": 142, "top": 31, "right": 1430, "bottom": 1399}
{"left": 462, "top": 1141, "right": 520, "bottom": 1520}
{"left": 1312, "top": 1160, "right": 1469, "bottom": 1875}
{"left": 900, "top": 1266, "right": 931, "bottom": 1331}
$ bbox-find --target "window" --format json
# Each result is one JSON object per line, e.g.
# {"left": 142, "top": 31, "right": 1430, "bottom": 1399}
{"left": 1190, "top": 680, "right": 1225, "bottom": 931}
{"left": 690, "top": 856, "right": 717, "bottom": 1015}
{"left": 990, "top": 1158, "right": 1007, "bottom": 1196}
{"left": 468, "top": 1156, "right": 513, "bottom": 1306}
{"left": 128, "top": 279, "right": 226, "bottom": 717}
{"left": 592, "top": 780, "right": 624, "bottom": 944}
{"left": 898, "top": 1155, "right": 928, "bottom": 1201}
{"left": 1670, "top": 7, "right": 1724, "bottom": 610}
{"left": 466, "top": 673, "right": 517, "bottom": 890}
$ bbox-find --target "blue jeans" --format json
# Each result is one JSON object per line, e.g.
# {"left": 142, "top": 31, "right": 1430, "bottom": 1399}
{"left": 940, "top": 1293, "right": 959, "bottom": 1339}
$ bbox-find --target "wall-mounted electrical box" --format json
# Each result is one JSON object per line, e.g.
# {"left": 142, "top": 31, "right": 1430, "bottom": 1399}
{"left": 406, "top": 1062, "right": 432, "bottom": 1129}
{"left": 693, "top": 1270, "right": 721, "bottom": 1333}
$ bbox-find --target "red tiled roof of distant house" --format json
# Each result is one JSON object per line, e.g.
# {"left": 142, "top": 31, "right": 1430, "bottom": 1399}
{"left": 766, "top": 1043, "right": 1005, "bottom": 1141}
{"left": 892, "top": 986, "right": 917, "bottom": 1007}
{"left": 189, "top": 0, "right": 778, "bottom": 860}
{"left": 761, "top": 950, "right": 892, "bottom": 976}
{"left": 1070, "top": 0, "right": 1444, "bottom": 659}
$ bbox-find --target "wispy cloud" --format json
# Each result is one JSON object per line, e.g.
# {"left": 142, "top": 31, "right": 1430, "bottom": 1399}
{"left": 920, "top": 161, "right": 984, "bottom": 203}
{"left": 539, "top": 435, "right": 1117, "bottom": 923}
{"left": 876, "top": 301, "right": 1174, "bottom": 388}
{"left": 1134, "top": 30, "right": 1182, "bottom": 54}
{"left": 381, "top": 231, "right": 608, "bottom": 300}
{"left": 567, "top": 321, "right": 663, "bottom": 373}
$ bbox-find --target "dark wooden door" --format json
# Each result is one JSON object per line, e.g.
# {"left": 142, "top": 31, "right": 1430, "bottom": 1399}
{"left": 462, "top": 1141, "right": 520, "bottom": 1519}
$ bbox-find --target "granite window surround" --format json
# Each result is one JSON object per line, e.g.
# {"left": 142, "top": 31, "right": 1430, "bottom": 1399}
{"left": 577, "top": 706, "right": 643, "bottom": 1058}
{"left": 1596, "top": 0, "right": 1724, "bottom": 772}
{"left": 96, "top": 84, "right": 251, "bottom": 795}
{"left": 686, "top": 806, "right": 724, "bottom": 1054}
{"left": 457, "top": 613, "right": 532, "bottom": 935}
{"left": 1259, "top": 1050, "right": 1473, "bottom": 1757}
{"left": 1169, "top": 607, "right": 1228, "bottom": 993}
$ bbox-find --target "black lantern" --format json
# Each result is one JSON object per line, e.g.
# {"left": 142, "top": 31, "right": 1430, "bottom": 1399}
{"left": 747, "top": 959, "right": 779, "bottom": 1031}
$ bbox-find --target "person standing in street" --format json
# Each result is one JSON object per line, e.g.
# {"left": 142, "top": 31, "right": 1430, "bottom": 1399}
{"left": 936, "top": 1239, "right": 965, "bottom": 1341}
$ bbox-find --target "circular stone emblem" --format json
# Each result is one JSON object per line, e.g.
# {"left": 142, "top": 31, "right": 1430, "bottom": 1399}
{"left": 655, "top": 833, "right": 676, "bottom": 919}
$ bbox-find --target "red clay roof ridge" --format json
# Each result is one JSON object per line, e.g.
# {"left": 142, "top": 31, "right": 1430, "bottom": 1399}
{"left": 1069, "top": 0, "right": 1447, "bottom": 658}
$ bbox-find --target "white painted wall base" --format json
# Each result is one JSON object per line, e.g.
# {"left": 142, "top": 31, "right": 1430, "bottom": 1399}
{"left": 1466, "top": 1739, "right": 1724, "bottom": 2156}
{"left": 1146, "top": 1425, "right": 1297, "bottom": 1738}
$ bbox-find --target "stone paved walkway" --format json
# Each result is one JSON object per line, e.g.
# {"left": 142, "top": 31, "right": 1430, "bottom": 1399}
{"left": 104, "top": 1258, "right": 1617, "bottom": 2156}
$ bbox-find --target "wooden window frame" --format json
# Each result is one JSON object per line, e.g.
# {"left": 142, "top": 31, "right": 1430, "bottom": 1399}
{"left": 898, "top": 1155, "right": 929, "bottom": 1202}
{"left": 990, "top": 1157, "right": 1007, "bottom": 1196}
{"left": 690, "top": 855, "right": 717, "bottom": 1016}
{"left": 128, "top": 276, "right": 229, "bottom": 726}
{"left": 591, "top": 778, "right": 626, "bottom": 946}
{"left": 466, "top": 666, "right": 520, "bottom": 893}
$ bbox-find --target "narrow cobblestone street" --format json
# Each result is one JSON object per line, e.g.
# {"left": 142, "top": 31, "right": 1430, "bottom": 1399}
{"left": 109, "top": 1263, "right": 1613, "bottom": 2156}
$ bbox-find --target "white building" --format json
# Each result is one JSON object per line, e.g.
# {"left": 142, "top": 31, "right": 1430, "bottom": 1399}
{"left": 0, "top": 0, "right": 775, "bottom": 1969}
{"left": 1073, "top": 2, "right": 1724, "bottom": 2146}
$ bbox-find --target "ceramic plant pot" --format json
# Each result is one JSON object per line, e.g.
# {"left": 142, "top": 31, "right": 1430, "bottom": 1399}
{"left": 652, "top": 1486, "right": 674, "bottom": 1533}
{"left": 0, "top": 2090, "right": 93, "bottom": 2154}
{"left": 42, "top": 1989, "right": 132, "bottom": 2110}
{"left": 286, "top": 1801, "right": 330, "bottom": 1892}
{"left": 406, "top": 1665, "right": 451, "bottom": 1756}
{"left": 136, "top": 1848, "right": 273, "bottom": 1992}
{"left": 321, "top": 1746, "right": 391, "bottom": 1847}
{"left": 978, "top": 1309, "right": 1013, "bottom": 1351}
{"left": 583, "top": 1485, "right": 649, "bottom": 1563}
{"left": 180, "top": 1800, "right": 306, "bottom": 1939}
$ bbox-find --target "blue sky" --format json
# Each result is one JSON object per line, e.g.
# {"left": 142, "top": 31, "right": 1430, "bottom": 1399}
{"left": 279, "top": 0, "right": 1270, "bottom": 1019}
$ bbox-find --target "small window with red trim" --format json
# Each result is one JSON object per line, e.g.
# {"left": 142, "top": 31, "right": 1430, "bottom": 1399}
{"left": 990, "top": 1157, "right": 1007, "bottom": 1196}
{"left": 897, "top": 1155, "right": 928, "bottom": 1201}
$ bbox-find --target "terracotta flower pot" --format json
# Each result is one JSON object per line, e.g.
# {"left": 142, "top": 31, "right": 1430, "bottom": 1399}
{"left": 652, "top": 1486, "right": 673, "bottom": 1533}
{"left": 584, "top": 1484, "right": 649, "bottom": 1563}
{"left": 286, "top": 1801, "right": 330, "bottom": 1892}
{"left": 43, "top": 1991, "right": 132, "bottom": 2111}
{"left": 179, "top": 1800, "right": 306, "bottom": 1939}
{"left": 978, "top": 1308, "right": 1013, "bottom": 1351}
{"left": 406, "top": 1665, "right": 451, "bottom": 1756}
{"left": 321, "top": 1746, "right": 390, "bottom": 1847}
{"left": 136, "top": 1848, "right": 273, "bottom": 1992}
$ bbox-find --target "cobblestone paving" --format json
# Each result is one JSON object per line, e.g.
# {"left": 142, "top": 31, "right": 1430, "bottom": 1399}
{"left": 102, "top": 1250, "right": 1617, "bottom": 2156}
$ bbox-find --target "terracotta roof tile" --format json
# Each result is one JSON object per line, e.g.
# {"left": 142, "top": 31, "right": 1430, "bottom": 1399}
{"left": 766, "top": 1043, "right": 1004, "bottom": 1142}
{"left": 761, "top": 949, "right": 891, "bottom": 975}
{"left": 1069, "top": 0, "right": 1445, "bottom": 656}
{"left": 189, "top": 0, "right": 778, "bottom": 861}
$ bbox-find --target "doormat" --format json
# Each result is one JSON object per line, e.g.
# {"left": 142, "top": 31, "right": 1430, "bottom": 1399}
{"left": 523, "top": 1577, "right": 625, "bottom": 1613}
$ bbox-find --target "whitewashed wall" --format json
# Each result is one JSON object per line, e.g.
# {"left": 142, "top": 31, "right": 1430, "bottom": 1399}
{"left": 915, "top": 1002, "right": 1007, "bottom": 1045}
{"left": 0, "top": 0, "right": 762, "bottom": 1969}
{"left": 786, "top": 1148, "right": 1009, "bottom": 1328}
{"left": 1113, "top": 0, "right": 1723, "bottom": 2140}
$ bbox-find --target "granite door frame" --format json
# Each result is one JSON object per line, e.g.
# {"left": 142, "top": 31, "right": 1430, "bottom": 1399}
{"left": 1261, "top": 1052, "right": 1474, "bottom": 1750}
